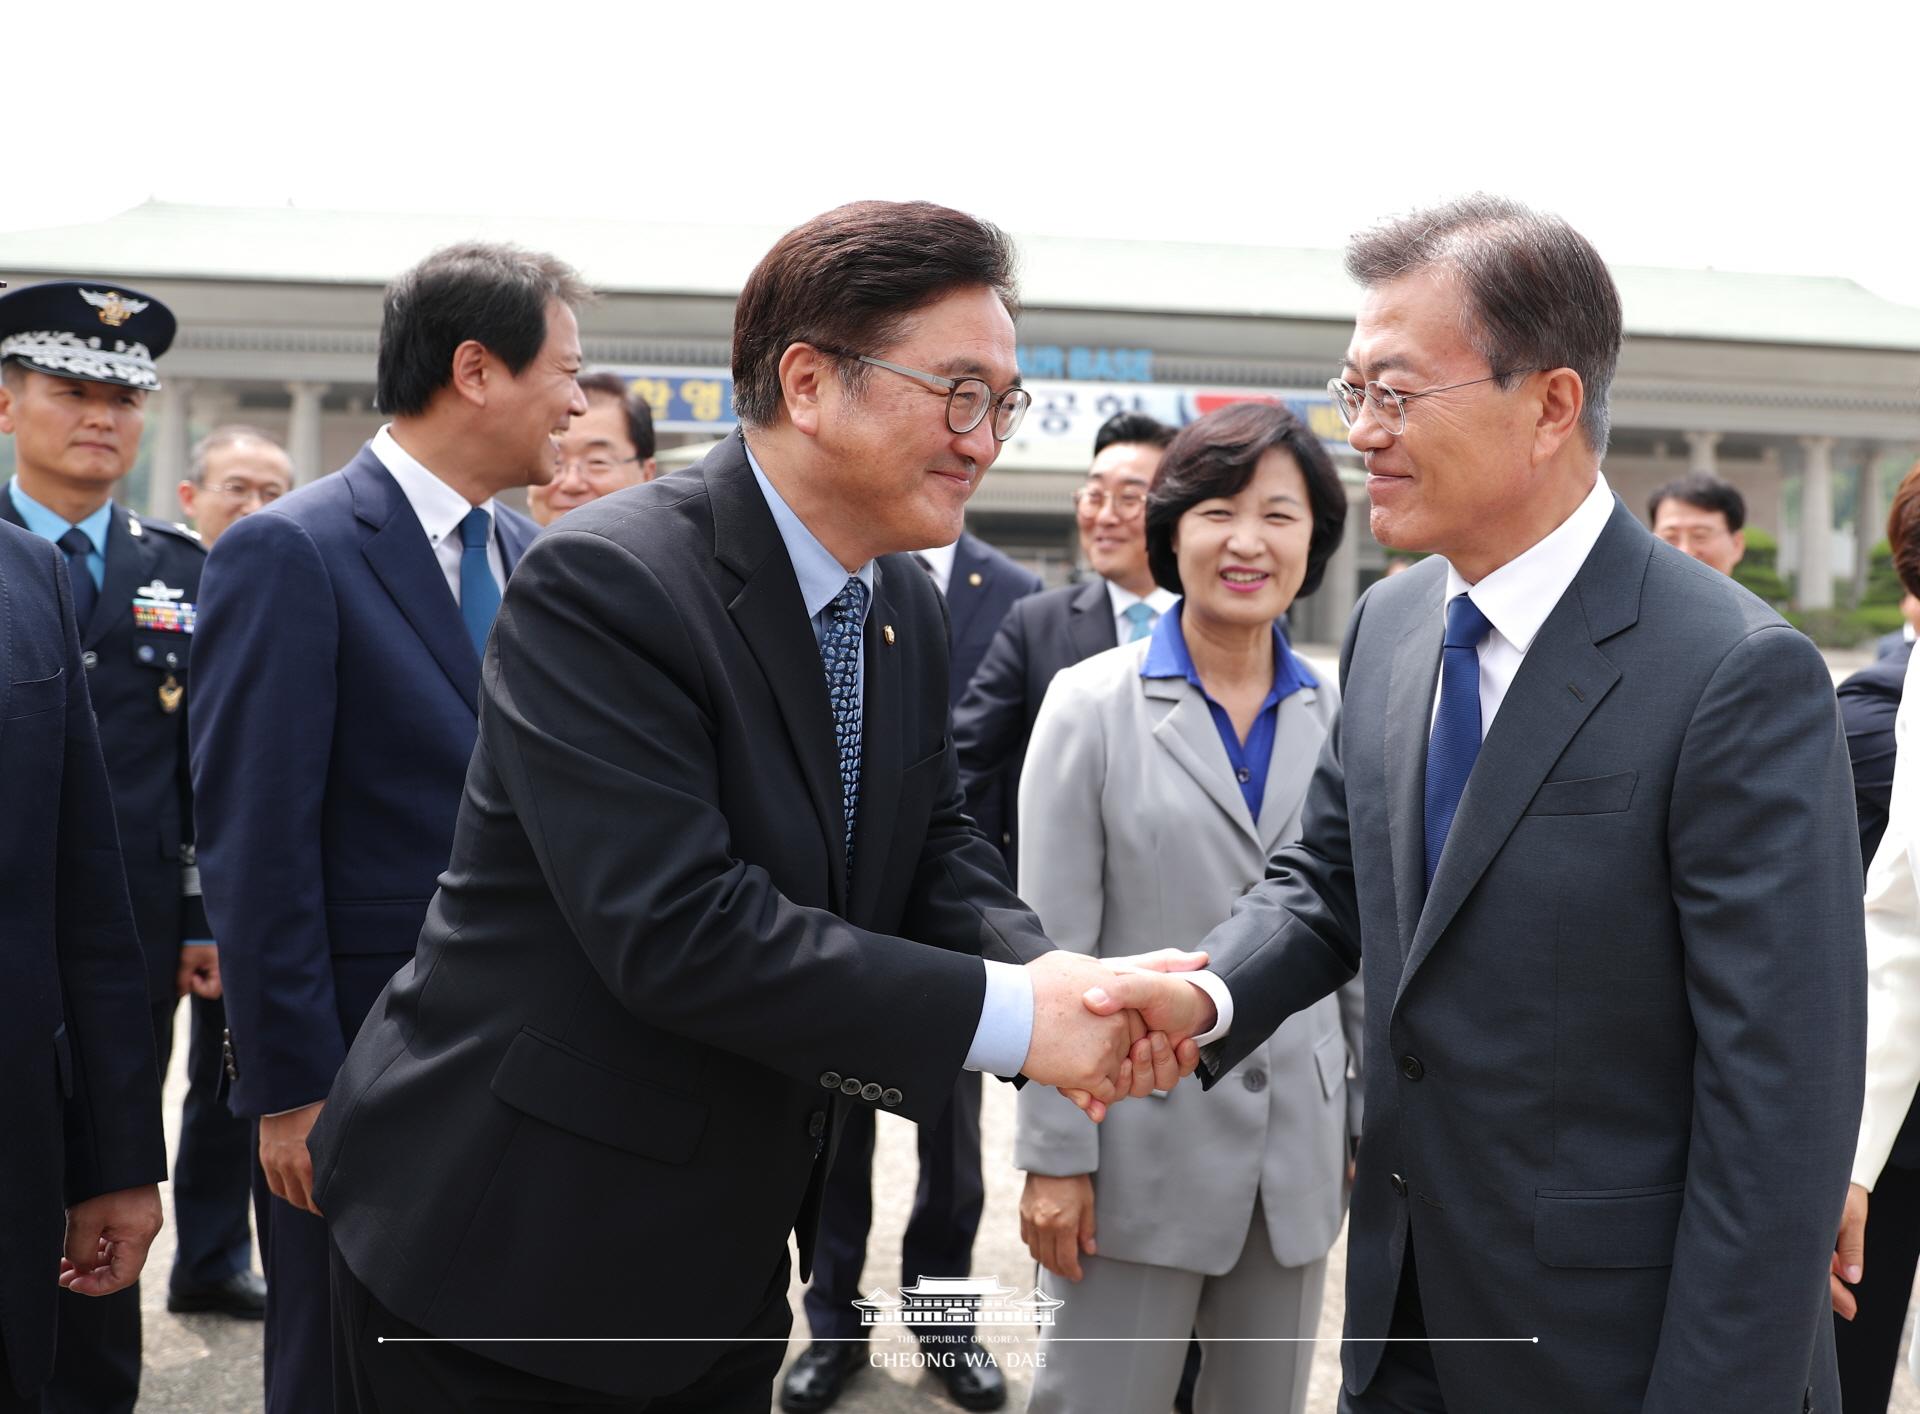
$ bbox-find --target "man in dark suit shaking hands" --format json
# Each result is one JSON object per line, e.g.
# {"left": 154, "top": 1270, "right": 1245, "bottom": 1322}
{"left": 189, "top": 244, "right": 575, "bottom": 1414}
{"left": 311, "top": 201, "right": 1187, "bottom": 1412}
{"left": 1090, "top": 196, "right": 1865, "bottom": 1413}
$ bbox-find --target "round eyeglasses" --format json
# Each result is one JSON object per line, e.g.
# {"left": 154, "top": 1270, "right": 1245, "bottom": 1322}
{"left": 818, "top": 348, "right": 1032, "bottom": 442}
{"left": 1326, "top": 371, "right": 1530, "bottom": 437}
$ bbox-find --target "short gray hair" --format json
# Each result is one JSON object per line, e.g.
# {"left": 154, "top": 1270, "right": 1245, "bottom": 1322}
{"left": 190, "top": 424, "right": 290, "bottom": 483}
{"left": 1345, "top": 194, "right": 1622, "bottom": 455}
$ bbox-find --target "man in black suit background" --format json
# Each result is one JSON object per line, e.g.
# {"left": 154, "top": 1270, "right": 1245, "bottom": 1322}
{"left": 1092, "top": 195, "right": 1863, "bottom": 1413}
{"left": 312, "top": 200, "right": 1187, "bottom": 1413}
{"left": 953, "top": 413, "right": 1176, "bottom": 880}
{"left": 788, "top": 528, "right": 1041, "bottom": 1412}
{"left": 0, "top": 501, "right": 165, "bottom": 1412}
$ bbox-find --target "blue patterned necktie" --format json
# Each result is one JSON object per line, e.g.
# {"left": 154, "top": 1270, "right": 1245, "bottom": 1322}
{"left": 821, "top": 577, "right": 867, "bottom": 880}
{"left": 58, "top": 527, "right": 97, "bottom": 626}
{"left": 1423, "top": 592, "right": 1494, "bottom": 888}
{"left": 1122, "top": 601, "right": 1156, "bottom": 642}
{"left": 459, "top": 507, "right": 501, "bottom": 657}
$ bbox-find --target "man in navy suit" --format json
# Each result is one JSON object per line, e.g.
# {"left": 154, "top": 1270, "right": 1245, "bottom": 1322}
{"left": 189, "top": 243, "right": 587, "bottom": 1414}
{"left": 954, "top": 414, "right": 1177, "bottom": 881}
{"left": 789, "top": 529, "right": 1040, "bottom": 1412}
{"left": 0, "top": 500, "right": 166, "bottom": 1411}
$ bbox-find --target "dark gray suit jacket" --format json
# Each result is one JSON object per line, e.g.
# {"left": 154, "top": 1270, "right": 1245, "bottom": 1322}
{"left": 309, "top": 435, "right": 1050, "bottom": 1398}
{"left": 1198, "top": 501, "right": 1864, "bottom": 1413}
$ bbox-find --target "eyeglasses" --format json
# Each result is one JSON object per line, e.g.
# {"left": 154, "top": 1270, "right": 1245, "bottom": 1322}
{"left": 1326, "top": 370, "right": 1531, "bottom": 436}
{"left": 205, "top": 479, "right": 286, "bottom": 506}
{"left": 816, "top": 348, "right": 1032, "bottom": 442}
{"left": 557, "top": 453, "right": 640, "bottom": 480}
{"left": 1073, "top": 485, "right": 1147, "bottom": 518}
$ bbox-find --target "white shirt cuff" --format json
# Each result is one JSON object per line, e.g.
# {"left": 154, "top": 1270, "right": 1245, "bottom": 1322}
{"left": 964, "top": 959, "right": 1035, "bottom": 1077}
{"left": 1184, "top": 970, "right": 1234, "bottom": 1048}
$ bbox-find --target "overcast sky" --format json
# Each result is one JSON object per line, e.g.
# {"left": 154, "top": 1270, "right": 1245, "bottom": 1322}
{"left": 9, "top": 2, "right": 1919, "bottom": 306}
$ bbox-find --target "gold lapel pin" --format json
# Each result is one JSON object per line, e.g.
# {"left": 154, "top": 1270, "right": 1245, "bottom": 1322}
{"left": 968, "top": 572, "right": 983, "bottom": 587}
{"left": 882, "top": 625, "right": 896, "bottom": 646}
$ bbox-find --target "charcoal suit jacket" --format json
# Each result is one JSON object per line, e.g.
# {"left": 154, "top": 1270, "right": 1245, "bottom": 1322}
{"left": 310, "top": 432, "right": 1051, "bottom": 1398}
{"left": 1195, "top": 501, "right": 1864, "bottom": 1413}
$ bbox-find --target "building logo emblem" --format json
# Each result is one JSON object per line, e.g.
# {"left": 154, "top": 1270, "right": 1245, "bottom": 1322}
{"left": 854, "top": 1277, "right": 1064, "bottom": 1328}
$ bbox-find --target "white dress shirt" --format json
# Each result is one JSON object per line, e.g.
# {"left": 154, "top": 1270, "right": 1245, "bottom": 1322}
{"left": 1106, "top": 579, "right": 1180, "bottom": 640}
{"left": 371, "top": 425, "right": 506, "bottom": 603}
{"left": 1853, "top": 644, "right": 1920, "bottom": 1189}
{"left": 1188, "top": 474, "right": 1617, "bottom": 1046}
{"left": 917, "top": 539, "right": 958, "bottom": 595}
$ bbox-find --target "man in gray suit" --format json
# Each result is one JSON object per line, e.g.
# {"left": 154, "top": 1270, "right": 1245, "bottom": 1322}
{"left": 1089, "top": 195, "right": 1865, "bottom": 1412}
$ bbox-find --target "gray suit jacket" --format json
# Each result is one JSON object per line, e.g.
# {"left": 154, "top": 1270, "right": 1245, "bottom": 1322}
{"left": 1198, "top": 502, "right": 1864, "bottom": 1413}
{"left": 1014, "top": 639, "right": 1361, "bottom": 1274}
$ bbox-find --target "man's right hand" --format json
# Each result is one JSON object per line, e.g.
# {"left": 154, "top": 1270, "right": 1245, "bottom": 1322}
{"left": 260, "top": 1101, "right": 325, "bottom": 1217}
{"left": 1020, "top": 1172, "right": 1097, "bottom": 1282}
{"left": 59, "top": 1185, "right": 163, "bottom": 1296}
{"left": 1832, "top": 1181, "right": 1868, "bottom": 1318}
{"left": 1019, "top": 952, "right": 1142, "bottom": 1107}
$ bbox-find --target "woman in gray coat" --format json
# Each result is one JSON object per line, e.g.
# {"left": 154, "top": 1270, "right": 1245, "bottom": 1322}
{"left": 1016, "top": 403, "right": 1361, "bottom": 1414}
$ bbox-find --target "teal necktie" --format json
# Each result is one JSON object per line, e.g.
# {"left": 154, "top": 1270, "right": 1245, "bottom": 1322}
{"left": 459, "top": 507, "right": 501, "bottom": 657}
{"left": 1122, "top": 601, "right": 1156, "bottom": 642}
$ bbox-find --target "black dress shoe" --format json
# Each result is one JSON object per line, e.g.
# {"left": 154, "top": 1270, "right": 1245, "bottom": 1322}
{"left": 166, "top": 1269, "right": 267, "bottom": 1318}
{"left": 923, "top": 1335, "right": 1006, "bottom": 1412}
{"left": 780, "top": 1341, "right": 865, "bottom": 1413}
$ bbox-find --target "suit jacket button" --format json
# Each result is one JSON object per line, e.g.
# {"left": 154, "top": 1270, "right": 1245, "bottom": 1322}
{"left": 81, "top": 650, "right": 98, "bottom": 670}
{"left": 221, "top": 1027, "right": 238, "bottom": 1080}
{"left": 1400, "top": 1054, "right": 1425, "bottom": 1081}
{"left": 820, "top": 1071, "right": 843, "bottom": 1090}
{"left": 840, "top": 1077, "right": 863, "bottom": 1097}
{"left": 1390, "top": 1172, "right": 1408, "bottom": 1198}
{"left": 860, "top": 1082, "right": 882, "bottom": 1102}
{"left": 1241, "top": 1069, "right": 1267, "bottom": 1092}
{"left": 807, "top": 1111, "right": 826, "bottom": 1138}
{"left": 881, "top": 1088, "right": 903, "bottom": 1108}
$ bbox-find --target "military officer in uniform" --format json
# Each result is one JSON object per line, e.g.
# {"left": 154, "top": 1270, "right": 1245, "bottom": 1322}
{"left": 0, "top": 280, "right": 261, "bottom": 1413}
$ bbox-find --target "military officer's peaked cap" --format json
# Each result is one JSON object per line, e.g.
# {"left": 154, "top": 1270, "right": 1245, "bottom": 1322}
{"left": 0, "top": 278, "right": 176, "bottom": 391}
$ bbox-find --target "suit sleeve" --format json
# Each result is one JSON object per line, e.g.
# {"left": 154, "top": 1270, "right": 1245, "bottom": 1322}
{"left": 178, "top": 624, "right": 211, "bottom": 945}
{"left": 1838, "top": 668, "right": 1900, "bottom": 865}
{"left": 1013, "top": 668, "right": 1107, "bottom": 1176}
{"left": 1640, "top": 624, "right": 1866, "bottom": 1412}
{"left": 190, "top": 514, "right": 342, "bottom": 1116}
{"left": 1192, "top": 593, "right": 1369, "bottom": 1085}
{"left": 482, "top": 528, "right": 1038, "bottom": 1127}
{"left": 50, "top": 542, "right": 166, "bottom": 1203}
{"left": 1853, "top": 646, "right": 1920, "bottom": 1190}
{"left": 953, "top": 600, "right": 1034, "bottom": 806}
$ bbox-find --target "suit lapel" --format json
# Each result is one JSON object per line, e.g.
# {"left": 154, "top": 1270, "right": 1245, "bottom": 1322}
{"left": 943, "top": 535, "right": 986, "bottom": 650}
{"left": 89, "top": 508, "right": 154, "bottom": 649}
{"left": 1257, "top": 687, "right": 1327, "bottom": 857}
{"left": 849, "top": 559, "right": 905, "bottom": 922}
{"left": 496, "top": 505, "right": 536, "bottom": 576}
{"left": 1384, "top": 576, "right": 1444, "bottom": 965}
{"left": 348, "top": 452, "right": 480, "bottom": 712}
{"left": 708, "top": 437, "right": 847, "bottom": 899}
{"left": 1066, "top": 577, "right": 1117, "bottom": 661}
{"left": 1146, "top": 676, "right": 1261, "bottom": 849}
{"left": 1396, "top": 506, "right": 1645, "bottom": 1004}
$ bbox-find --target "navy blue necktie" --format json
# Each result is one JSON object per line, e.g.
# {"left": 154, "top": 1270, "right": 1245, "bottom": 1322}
{"left": 1423, "top": 593, "right": 1494, "bottom": 888}
{"left": 821, "top": 577, "right": 866, "bottom": 881}
{"left": 459, "top": 507, "right": 501, "bottom": 658}
{"left": 58, "top": 528, "right": 97, "bottom": 627}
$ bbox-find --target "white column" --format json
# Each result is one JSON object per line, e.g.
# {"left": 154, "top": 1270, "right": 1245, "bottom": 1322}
{"left": 286, "top": 381, "right": 328, "bottom": 484}
{"left": 1685, "top": 430, "right": 1721, "bottom": 478}
{"left": 1798, "top": 436, "right": 1835, "bottom": 610}
{"left": 146, "top": 377, "right": 193, "bottom": 521}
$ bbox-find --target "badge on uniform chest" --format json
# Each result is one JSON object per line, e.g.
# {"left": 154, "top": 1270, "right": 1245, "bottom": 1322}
{"left": 131, "top": 577, "right": 192, "bottom": 713}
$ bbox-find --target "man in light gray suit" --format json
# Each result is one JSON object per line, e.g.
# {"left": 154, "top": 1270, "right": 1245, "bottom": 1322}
{"left": 1088, "top": 196, "right": 1866, "bottom": 1412}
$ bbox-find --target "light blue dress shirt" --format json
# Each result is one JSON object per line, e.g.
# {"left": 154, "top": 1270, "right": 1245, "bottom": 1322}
{"left": 8, "top": 477, "right": 111, "bottom": 589}
{"left": 744, "top": 437, "right": 1034, "bottom": 1077}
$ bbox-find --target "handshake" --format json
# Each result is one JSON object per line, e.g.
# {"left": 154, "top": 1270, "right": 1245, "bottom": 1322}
{"left": 1017, "top": 949, "right": 1219, "bottom": 1121}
